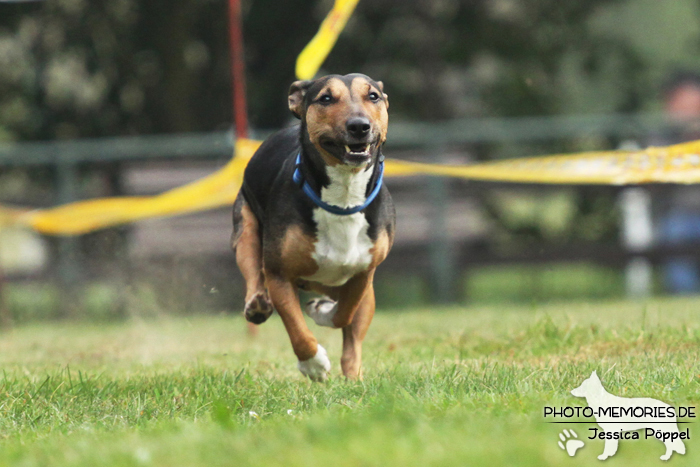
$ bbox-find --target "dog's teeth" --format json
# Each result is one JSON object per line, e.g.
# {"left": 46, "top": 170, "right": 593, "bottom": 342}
{"left": 345, "top": 144, "right": 371, "bottom": 156}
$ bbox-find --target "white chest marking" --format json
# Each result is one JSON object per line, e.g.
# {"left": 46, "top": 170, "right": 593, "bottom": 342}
{"left": 303, "top": 165, "right": 374, "bottom": 287}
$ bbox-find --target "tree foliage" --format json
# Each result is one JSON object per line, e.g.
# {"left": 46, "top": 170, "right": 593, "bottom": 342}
{"left": 0, "top": 0, "right": 653, "bottom": 140}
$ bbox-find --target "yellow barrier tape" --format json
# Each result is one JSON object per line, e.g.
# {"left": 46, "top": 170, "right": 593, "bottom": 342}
{"left": 1, "top": 138, "right": 261, "bottom": 236}
{"left": 295, "top": 0, "right": 360, "bottom": 80}
{"left": 5, "top": 138, "right": 700, "bottom": 236}
{"left": 384, "top": 140, "right": 700, "bottom": 185}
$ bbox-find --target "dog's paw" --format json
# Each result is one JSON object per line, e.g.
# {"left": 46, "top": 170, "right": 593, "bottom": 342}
{"left": 244, "top": 292, "right": 274, "bottom": 324}
{"left": 305, "top": 298, "right": 337, "bottom": 328}
{"left": 557, "top": 429, "right": 584, "bottom": 457}
{"left": 297, "top": 344, "right": 331, "bottom": 382}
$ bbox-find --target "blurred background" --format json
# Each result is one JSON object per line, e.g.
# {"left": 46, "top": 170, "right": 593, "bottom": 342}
{"left": 3, "top": 0, "right": 700, "bottom": 323}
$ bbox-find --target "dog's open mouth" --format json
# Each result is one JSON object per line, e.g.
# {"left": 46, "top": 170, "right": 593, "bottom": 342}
{"left": 345, "top": 143, "right": 370, "bottom": 156}
{"left": 344, "top": 143, "right": 372, "bottom": 165}
{"left": 320, "top": 139, "right": 374, "bottom": 165}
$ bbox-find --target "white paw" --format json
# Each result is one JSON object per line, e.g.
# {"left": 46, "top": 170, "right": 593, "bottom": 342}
{"left": 557, "top": 429, "right": 584, "bottom": 457}
{"left": 297, "top": 344, "right": 331, "bottom": 382}
{"left": 305, "top": 298, "right": 338, "bottom": 328}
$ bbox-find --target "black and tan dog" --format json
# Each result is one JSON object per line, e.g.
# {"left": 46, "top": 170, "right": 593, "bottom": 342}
{"left": 231, "top": 73, "right": 395, "bottom": 381}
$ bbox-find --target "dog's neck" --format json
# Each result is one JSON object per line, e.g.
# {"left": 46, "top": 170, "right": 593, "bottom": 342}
{"left": 321, "top": 164, "right": 374, "bottom": 208}
{"left": 298, "top": 129, "right": 382, "bottom": 209}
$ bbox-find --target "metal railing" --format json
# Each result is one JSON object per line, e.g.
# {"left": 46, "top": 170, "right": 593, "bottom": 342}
{"left": 0, "top": 112, "right": 675, "bottom": 166}
{"left": 0, "top": 112, "right": 689, "bottom": 307}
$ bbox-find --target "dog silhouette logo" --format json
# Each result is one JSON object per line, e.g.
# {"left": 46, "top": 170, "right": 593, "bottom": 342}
{"left": 570, "top": 371, "right": 686, "bottom": 461}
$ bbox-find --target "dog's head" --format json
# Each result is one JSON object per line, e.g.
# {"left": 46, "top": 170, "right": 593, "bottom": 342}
{"left": 571, "top": 370, "right": 603, "bottom": 398}
{"left": 288, "top": 73, "right": 389, "bottom": 168}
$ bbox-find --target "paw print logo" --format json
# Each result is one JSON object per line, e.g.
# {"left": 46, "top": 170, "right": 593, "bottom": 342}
{"left": 558, "top": 428, "right": 585, "bottom": 457}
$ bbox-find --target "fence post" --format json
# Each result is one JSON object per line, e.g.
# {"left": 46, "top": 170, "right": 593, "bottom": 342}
{"left": 620, "top": 187, "right": 653, "bottom": 297}
{"left": 55, "top": 159, "right": 82, "bottom": 317}
{"left": 0, "top": 264, "right": 10, "bottom": 330}
{"left": 426, "top": 146, "right": 457, "bottom": 303}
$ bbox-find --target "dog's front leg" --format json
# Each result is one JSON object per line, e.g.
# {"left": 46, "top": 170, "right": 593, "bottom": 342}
{"left": 267, "top": 276, "right": 330, "bottom": 381}
{"left": 341, "top": 282, "right": 375, "bottom": 380}
{"left": 232, "top": 198, "right": 273, "bottom": 325}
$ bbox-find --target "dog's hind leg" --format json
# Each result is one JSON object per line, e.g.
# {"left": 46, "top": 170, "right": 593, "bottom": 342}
{"left": 340, "top": 282, "right": 375, "bottom": 380}
{"left": 232, "top": 194, "right": 274, "bottom": 325}
{"left": 304, "top": 283, "right": 344, "bottom": 327}
{"left": 661, "top": 435, "right": 685, "bottom": 460}
{"left": 305, "top": 297, "right": 338, "bottom": 327}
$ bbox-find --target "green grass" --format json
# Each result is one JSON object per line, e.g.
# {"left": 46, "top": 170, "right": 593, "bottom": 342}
{"left": 466, "top": 263, "right": 626, "bottom": 302}
{"left": 0, "top": 298, "right": 699, "bottom": 466}
{"left": 5, "top": 263, "right": 628, "bottom": 320}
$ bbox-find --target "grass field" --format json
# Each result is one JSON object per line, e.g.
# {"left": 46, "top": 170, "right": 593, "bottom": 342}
{"left": 0, "top": 297, "right": 699, "bottom": 466}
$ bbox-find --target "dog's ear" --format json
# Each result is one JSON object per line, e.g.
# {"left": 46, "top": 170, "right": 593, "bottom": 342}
{"left": 376, "top": 81, "right": 389, "bottom": 110}
{"left": 591, "top": 370, "right": 599, "bottom": 380}
{"left": 288, "top": 80, "right": 314, "bottom": 119}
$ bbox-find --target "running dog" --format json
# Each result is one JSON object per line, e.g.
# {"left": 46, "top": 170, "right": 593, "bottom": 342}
{"left": 231, "top": 74, "right": 395, "bottom": 381}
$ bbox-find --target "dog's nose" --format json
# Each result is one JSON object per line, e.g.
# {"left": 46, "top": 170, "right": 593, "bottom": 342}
{"left": 346, "top": 117, "right": 371, "bottom": 138}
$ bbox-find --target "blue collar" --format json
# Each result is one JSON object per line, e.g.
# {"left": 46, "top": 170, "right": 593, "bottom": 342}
{"left": 292, "top": 153, "right": 384, "bottom": 215}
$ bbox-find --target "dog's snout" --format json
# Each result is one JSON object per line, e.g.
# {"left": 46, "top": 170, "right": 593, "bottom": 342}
{"left": 346, "top": 117, "right": 371, "bottom": 138}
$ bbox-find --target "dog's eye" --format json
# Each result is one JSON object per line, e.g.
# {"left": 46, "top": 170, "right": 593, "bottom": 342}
{"left": 368, "top": 92, "right": 380, "bottom": 102}
{"left": 318, "top": 94, "right": 333, "bottom": 104}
